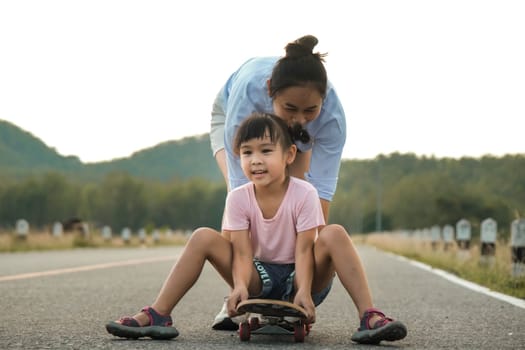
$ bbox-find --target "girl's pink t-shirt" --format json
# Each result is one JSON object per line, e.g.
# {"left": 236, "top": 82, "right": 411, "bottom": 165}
{"left": 222, "top": 176, "right": 325, "bottom": 264}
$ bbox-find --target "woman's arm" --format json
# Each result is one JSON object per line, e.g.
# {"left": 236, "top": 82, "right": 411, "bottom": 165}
{"left": 293, "top": 227, "right": 317, "bottom": 324}
{"left": 214, "top": 149, "right": 229, "bottom": 190}
{"left": 289, "top": 150, "right": 331, "bottom": 222}
{"left": 320, "top": 198, "right": 330, "bottom": 224}
{"left": 288, "top": 149, "right": 311, "bottom": 180}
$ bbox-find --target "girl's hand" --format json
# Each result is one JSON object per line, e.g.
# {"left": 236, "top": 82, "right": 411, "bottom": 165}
{"left": 227, "top": 287, "right": 249, "bottom": 317}
{"left": 293, "top": 290, "right": 316, "bottom": 324}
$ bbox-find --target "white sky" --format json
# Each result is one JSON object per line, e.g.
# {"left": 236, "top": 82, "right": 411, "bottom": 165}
{"left": 1, "top": 0, "right": 524, "bottom": 163}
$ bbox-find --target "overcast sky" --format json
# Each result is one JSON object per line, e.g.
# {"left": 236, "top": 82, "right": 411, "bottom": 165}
{"left": 1, "top": 0, "right": 523, "bottom": 163}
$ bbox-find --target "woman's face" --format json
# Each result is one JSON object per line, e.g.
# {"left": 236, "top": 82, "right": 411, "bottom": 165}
{"left": 270, "top": 84, "right": 323, "bottom": 127}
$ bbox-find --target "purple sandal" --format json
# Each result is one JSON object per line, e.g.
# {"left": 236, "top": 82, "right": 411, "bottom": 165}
{"left": 106, "top": 306, "right": 179, "bottom": 340}
{"left": 350, "top": 308, "right": 407, "bottom": 344}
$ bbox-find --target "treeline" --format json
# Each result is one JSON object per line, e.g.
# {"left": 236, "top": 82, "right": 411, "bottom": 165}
{"left": 0, "top": 153, "right": 523, "bottom": 238}
{"left": 0, "top": 172, "right": 227, "bottom": 233}
{"left": 331, "top": 153, "right": 524, "bottom": 238}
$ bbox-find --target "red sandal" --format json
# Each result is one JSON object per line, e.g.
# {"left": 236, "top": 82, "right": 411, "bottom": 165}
{"left": 105, "top": 306, "right": 179, "bottom": 340}
{"left": 350, "top": 308, "right": 407, "bottom": 344}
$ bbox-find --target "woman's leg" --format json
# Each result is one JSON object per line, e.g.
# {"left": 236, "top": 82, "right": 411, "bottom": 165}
{"left": 214, "top": 149, "right": 229, "bottom": 191}
{"left": 130, "top": 227, "right": 235, "bottom": 325}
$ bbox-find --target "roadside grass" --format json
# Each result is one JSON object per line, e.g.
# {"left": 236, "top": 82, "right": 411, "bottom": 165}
{"left": 356, "top": 232, "right": 525, "bottom": 299}
{"left": 0, "top": 230, "right": 188, "bottom": 252}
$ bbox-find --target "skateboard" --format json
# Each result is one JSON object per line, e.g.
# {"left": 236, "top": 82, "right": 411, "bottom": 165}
{"left": 235, "top": 298, "right": 309, "bottom": 342}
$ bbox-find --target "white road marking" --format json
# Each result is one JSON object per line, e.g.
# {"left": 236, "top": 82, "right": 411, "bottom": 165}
{"left": 0, "top": 255, "right": 175, "bottom": 282}
{"left": 390, "top": 253, "right": 525, "bottom": 310}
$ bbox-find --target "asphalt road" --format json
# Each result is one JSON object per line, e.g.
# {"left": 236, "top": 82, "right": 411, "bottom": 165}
{"left": 1, "top": 244, "right": 524, "bottom": 349}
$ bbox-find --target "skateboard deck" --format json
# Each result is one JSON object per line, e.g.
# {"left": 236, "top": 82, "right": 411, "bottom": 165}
{"left": 236, "top": 299, "right": 309, "bottom": 342}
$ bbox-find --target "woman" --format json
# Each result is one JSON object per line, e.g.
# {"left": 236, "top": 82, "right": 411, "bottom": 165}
{"left": 210, "top": 35, "right": 346, "bottom": 330}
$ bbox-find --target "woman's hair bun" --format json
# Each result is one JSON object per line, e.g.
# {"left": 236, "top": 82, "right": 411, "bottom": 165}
{"left": 294, "top": 35, "right": 318, "bottom": 51}
{"left": 285, "top": 35, "right": 319, "bottom": 58}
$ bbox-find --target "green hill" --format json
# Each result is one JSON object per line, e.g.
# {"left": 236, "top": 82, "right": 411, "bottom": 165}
{"left": 86, "top": 135, "right": 223, "bottom": 182}
{"left": 0, "top": 119, "right": 82, "bottom": 173}
{"left": 0, "top": 119, "right": 222, "bottom": 182}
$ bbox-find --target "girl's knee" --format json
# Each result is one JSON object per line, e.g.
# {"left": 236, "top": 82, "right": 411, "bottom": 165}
{"left": 318, "top": 224, "right": 350, "bottom": 246}
{"left": 319, "top": 224, "right": 348, "bottom": 238}
{"left": 189, "top": 227, "right": 220, "bottom": 244}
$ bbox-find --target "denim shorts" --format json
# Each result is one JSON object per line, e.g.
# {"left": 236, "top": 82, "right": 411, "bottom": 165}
{"left": 252, "top": 260, "right": 332, "bottom": 306}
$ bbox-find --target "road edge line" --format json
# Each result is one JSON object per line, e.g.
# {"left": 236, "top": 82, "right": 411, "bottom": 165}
{"left": 387, "top": 252, "right": 525, "bottom": 310}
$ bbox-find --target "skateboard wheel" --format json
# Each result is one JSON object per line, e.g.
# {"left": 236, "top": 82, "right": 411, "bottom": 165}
{"left": 293, "top": 323, "right": 306, "bottom": 343}
{"left": 249, "top": 317, "right": 260, "bottom": 331}
{"left": 306, "top": 323, "right": 312, "bottom": 335}
{"left": 239, "top": 321, "right": 251, "bottom": 341}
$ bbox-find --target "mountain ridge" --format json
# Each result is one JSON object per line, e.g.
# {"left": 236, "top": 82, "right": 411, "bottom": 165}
{"left": 0, "top": 119, "right": 222, "bottom": 182}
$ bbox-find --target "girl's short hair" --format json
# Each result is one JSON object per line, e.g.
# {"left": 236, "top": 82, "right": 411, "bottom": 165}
{"left": 233, "top": 113, "right": 293, "bottom": 155}
{"left": 269, "top": 35, "right": 328, "bottom": 99}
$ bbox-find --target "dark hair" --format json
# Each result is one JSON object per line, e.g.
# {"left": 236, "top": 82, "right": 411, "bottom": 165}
{"left": 289, "top": 122, "right": 311, "bottom": 144}
{"left": 234, "top": 113, "right": 294, "bottom": 155}
{"left": 268, "top": 35, "right": 328, "bottom": 99}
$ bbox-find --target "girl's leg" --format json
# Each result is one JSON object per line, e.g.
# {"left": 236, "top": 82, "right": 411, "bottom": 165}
{"left": 313, "top": 224, "right": 408, "bottom": 343}
{"left": 130, "top": 227, "right": 235, "bottom": 325}
{"left": 312, "top": 224, "right": 374, "bottom": 318}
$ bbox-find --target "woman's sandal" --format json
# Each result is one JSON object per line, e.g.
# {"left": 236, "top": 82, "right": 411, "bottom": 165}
{"left": 105, "top": 306, "right": 179, "bottom": 340}
{"left": 350, "top": 308, "right": 407, "bottom": 344}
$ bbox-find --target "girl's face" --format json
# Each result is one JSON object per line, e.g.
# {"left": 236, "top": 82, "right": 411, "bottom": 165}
{"left": 269, "top": 83, "right": 324, "bottom": 127}
{"left": 239, "top": 130, "right": 296, "bottom": 188}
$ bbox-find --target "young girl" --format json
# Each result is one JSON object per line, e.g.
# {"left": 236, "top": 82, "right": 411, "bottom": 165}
{"left": 106, "top": 113, "right": 407, "bottom": 344}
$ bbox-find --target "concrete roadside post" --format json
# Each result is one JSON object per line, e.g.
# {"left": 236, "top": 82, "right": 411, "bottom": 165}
{"left": 510, "top": 219, "right": 525, "bottom": 277}
{"left": 480, "top": 218, "right": 497, "bottom": 267}
{"left": 456, "top": 219, "right": 472, "bottom": 260}
{"left": 138, "top": 228, "right": 147, "bottom": 244}
{"left": 121, "top": 227, "right": 131, "bottom": 244}
{"left": 102, "top": 225, "right": 112, "bottom": 242}
{"left": 82, "top": 222, "right": 90, "bottom": 240}
{"left": 52, "top": 221, "right": 63, "bottom": 238}
{"left": 422, "top": 228, "right": 431, "bottom": 246}
{"left": 431, "top": 225, "right": 441, "bottom": 251}
{"left": 15, "top": 219, "right": 29, "bottom": 240}
{"left": 442, "top": 224, "right": 454, "bottom": 251}
{"left": 152, "top": 229, "right": 160, "bottom": 244}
